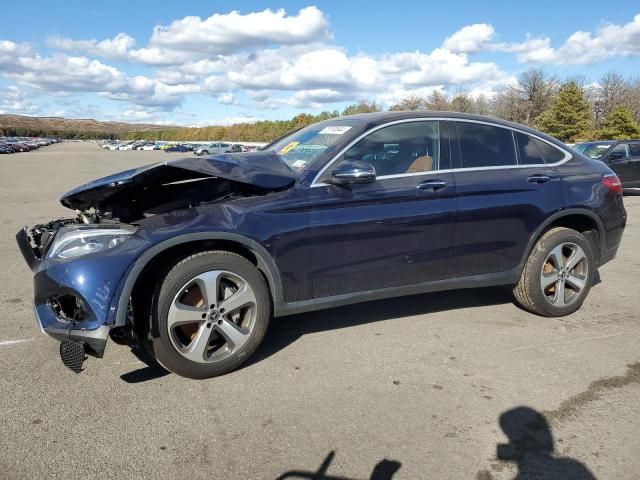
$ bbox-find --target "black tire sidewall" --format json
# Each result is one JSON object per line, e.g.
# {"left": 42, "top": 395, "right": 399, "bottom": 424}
{"left": 526, "top": 229, "right": 595, "bottom": 317}
{"left": 151, "top": 252, "right": 271, "bottom": 379}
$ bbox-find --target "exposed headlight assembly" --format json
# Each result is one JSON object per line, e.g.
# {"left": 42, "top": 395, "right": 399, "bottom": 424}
{"left": 46, "top": 227, "right": 136, "bottom": 260}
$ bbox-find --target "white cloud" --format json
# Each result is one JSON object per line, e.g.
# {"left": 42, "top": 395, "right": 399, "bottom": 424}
{"left": 464, "top": 14, "right": 640, "bottom": 65}
{"left": 4, "top": 8, "right": 640, "bottom": 122}
{"left": 149, "top": 6, "right": 329, "bottom": 54}
{"left": 443, "top": 23, "right": 496, "bottom": 53}
{"left": 217, "top": 92, "right": 235, "bottom": 105}
{"left": 47, "top": 33, "right": 136, "bottom": 61}
{"left": 0, "top": 49, "right": 193, "bottom": 109}
{"left": 0, "top": 85, "right": 40, "bottom": 114}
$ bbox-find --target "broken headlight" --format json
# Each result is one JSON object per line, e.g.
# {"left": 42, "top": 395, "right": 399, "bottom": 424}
{"left": 46, "top": 227, "right": 136, "bottom": 260}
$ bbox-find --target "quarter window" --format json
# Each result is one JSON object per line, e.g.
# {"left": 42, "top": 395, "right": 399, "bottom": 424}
{"left": 332, "top": 121, "right": 441, "bottom": 177}
{"left": 515, "top": 132, "right": 566, "bottom": 164}
{"left": 457, "top": 122, "right": 517, "bottom": 168}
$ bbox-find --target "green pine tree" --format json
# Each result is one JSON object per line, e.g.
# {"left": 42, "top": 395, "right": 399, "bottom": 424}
{"left": 597, "top": 105, "right": 640, "bottom": 139}
{"left": 536, "top": 81, "right": 592, "bottom": 142}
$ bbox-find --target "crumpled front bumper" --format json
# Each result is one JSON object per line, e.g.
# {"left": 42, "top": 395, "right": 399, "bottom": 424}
{"left": 32, "top": 302, "right": 111, "bottom": 357}
{"left": 16, "top": 226, "right": 144, "bottom": 358}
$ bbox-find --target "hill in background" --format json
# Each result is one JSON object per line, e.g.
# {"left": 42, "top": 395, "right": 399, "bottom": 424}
{"left": 0, "top": 114, "right": 178, "bottom": 139}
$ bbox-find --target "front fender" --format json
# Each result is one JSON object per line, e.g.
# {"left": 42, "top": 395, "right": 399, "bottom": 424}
{"left": 109, "top": 232, "right": 284, "bottom": 327}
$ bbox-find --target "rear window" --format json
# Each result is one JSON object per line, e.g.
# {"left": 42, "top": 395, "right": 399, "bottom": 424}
{"left": 457, "top": 122, "right": 516, "bottom": 168}
{"left": 515, "top": 132, "right": 566, "bottom": 164}
{"left": 628, "top": 143, "right": 640, "bottom": 156}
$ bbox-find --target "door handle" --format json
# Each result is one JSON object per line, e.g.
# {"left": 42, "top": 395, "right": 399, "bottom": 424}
{"left": 417, "top": 179, "right": 447, "bottom": 191}
{"left": 527, "top": 174, "right": 551, "bottom": 184}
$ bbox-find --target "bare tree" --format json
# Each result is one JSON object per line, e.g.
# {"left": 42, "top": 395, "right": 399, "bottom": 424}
{"left": 425, "top": 90, "right": 451, "bottom": 111}
{"left": 389, "top": 95, "right": 428, "bottom": 111}
{"left": 450, "top": 91, "right": 475, "bottom": 113}
{"left": 621, "top": 77, "right": 640, "bottom": 123}
{"left": 491, "top": 86, "right": 526, "bottom": 123}
{"left": 518, "top": 68, "right": 558, "bottom": 124}
{"left": 593, "top": 72, "right": 628, "bottom": 126}
{"left": 474, "top": 94, "right": 491, "bottom": 115}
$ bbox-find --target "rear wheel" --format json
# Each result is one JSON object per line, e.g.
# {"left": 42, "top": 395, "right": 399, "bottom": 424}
{"left": 513, "top": 227, "right": 595, "bottom": 317}
{"left": 150, "top": 251, "right": 271, "bottom": 379}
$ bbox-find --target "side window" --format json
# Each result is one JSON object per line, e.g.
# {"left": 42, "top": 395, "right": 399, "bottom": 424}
{"left": 515, "top": 132, "right": 566, "bottom": 164}
{"left": 333, "top": 121, "right": 441, "bottom": 177}
{"left": 457, "top": 122, "right": 516, "bottom": 168}
{"left": 629, "top": 143, "right": 640, "bottom": 157}
{"left": 610, "top": 144, "right": 629, "bottom": 159}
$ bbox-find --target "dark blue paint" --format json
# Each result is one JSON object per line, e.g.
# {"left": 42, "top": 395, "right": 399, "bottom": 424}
{"left": 17, "top": 112, "right": 627, "bottom": 351}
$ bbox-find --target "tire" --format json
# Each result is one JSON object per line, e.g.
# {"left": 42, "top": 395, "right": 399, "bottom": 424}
{"left": 513, "top": 227, "right": 595, "bottom": 317}
{"left": 150, "top": 250, "right": 271, "bottom": 379}
{"left": 201, "top": 150, "right": 208, "bottom": 156}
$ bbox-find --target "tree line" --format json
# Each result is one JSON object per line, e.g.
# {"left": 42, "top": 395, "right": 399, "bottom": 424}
{"left": 3, "top": 69, "right": 639, "bottom": 143}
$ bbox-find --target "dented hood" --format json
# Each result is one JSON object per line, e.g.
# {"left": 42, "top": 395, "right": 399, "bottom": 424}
{"left": 60, "top": 151, "right": 296, "bottom": 211}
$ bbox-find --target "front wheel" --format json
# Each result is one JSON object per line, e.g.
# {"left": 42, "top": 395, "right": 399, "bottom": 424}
{"left": 513, "top": 227, "right": 595, "bottom": 317}
{"left": 150, "top": 251, "right": 271, "bottom": 379}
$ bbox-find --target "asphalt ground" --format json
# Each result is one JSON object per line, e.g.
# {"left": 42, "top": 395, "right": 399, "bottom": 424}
{"left": 0, "top": 142, "right": 639, "bottom": 479}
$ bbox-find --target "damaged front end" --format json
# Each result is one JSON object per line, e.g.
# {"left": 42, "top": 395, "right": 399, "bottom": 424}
{"left": 16, "top": 152, "right": 296, "bottom": 372}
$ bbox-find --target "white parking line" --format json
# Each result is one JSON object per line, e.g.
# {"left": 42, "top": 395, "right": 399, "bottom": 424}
{"left": 0, "top": 338, "right": 35, "bottom": 347}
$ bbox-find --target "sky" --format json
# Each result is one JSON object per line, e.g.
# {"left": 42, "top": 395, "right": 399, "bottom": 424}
{"left": 1, "top": 1, "right": 640, "bottom": 126}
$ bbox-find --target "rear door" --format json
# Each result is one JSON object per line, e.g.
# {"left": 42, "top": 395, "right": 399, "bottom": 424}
{"left": 450, "top": 122, "right": 567, "bottom": 277}
{"left": 606, "top": 143, "right": 635, "bottom": 186}
{"left": 627, "top": 142, "right": 640, "bottom": 187}
{"left": 307, "top": 120, "right": 457, "bottom": 298}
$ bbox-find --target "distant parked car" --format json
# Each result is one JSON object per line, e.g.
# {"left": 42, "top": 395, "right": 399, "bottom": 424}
{"left": 194, "top": 142, "right": 232, "bottom": 156}
{"left": 0, "top": 143, "right": 15, "bottom": 154}
{"left": 165, "top": 144, "right": 191, "bottom": 153}
{"left": 573, "top": 140, "right": 640, "bottom": 188}
{"left": 228, "top": 144, "right": 243, "bottom": 153}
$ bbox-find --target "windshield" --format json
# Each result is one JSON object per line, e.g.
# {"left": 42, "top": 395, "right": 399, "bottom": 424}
{"left": 266, "top": 119, "right": 363, "bottom": 173}
{"left": 573, "top": 143, "right": 613, "bottom": 159}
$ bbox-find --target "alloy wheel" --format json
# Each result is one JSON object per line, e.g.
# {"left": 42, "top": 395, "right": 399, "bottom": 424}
{"left": 540, "top": 242, "right": 589, "bottom": 307}
{"left": 167, "top": 270, "right": 257, "bottom": 363}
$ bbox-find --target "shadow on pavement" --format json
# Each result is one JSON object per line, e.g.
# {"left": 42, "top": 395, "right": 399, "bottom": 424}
{"left": 120, "top": 286, "right": 513, "bottom": 381}
{"left": 247, "top": 286, "right": 512, "bottom": 368}
{"left": 479, "top": 406, "right": 596, "bottom": 480}
{"left": 277, "top": 450, "right": 401, "bottom": 480}
{"left": 120, "top": 347, "right": 170, "bottom": 383}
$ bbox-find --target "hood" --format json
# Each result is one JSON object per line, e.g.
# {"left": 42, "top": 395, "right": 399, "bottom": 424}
{"left": 60, "top": 151, "right": 296, "bottom": 212}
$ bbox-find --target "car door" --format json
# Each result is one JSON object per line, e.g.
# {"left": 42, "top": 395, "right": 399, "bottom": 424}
{"left": 449, "top": 122, "right": 567, "bottom": 278}
{"left": 627, "top": 142, "right": 640, "bottom": 187}
{"left": 605, "top": 143, "right": 635, "bottom": 186}
{"left": 307, "top": 120, "right": 457, "bottom": 298}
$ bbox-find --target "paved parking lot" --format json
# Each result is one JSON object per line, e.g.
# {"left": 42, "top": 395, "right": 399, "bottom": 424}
{"left": 1, "top": 142, "right": 639, "bottom": 479}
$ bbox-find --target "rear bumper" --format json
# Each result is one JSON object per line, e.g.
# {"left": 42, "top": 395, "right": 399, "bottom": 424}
{"left": 600, "top": 241, "right": 621, "bottom": 267}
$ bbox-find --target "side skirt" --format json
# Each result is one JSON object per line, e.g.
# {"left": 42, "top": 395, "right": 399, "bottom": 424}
{"left": 275, "top": 269, "right": 519, "bottom": 317}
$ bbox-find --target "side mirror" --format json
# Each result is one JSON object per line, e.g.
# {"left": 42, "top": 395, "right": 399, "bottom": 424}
{"left": 330, "top": 161, "right": 376, "bottom": 185}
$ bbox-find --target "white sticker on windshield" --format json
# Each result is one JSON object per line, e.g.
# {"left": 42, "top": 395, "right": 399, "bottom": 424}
{"left": 319, "top": 126, "right": 352, "bottom": 135}
{"left": 596, "top": 145, "right": 611, "bottom": 148}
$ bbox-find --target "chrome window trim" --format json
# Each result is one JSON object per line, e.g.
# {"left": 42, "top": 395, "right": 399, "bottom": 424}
{"left": 310, "top": 117, "right": 572, "bottom": 187}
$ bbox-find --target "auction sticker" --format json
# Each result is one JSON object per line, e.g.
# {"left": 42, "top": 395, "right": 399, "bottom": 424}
{"left": 319, "top": 126, "right": 352, "bottom": 135}
{"left": 278, "top": 141, "right": 300, "bottom": 154}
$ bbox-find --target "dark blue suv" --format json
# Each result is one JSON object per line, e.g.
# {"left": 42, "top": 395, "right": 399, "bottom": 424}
{"left": 17, "top": 112, "right": 626, "bottom": 378}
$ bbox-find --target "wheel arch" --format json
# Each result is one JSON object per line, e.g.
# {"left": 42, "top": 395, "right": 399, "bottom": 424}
{"left": 518, "top": 209, "right": 605, "bottom": 275}
{"left": 112, "top": 233, "right": 283, "bottom": 328}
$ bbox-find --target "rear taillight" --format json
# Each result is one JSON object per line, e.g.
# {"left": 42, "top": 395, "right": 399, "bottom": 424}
{"left": 602, "top": 173, "right": 623, "bottom": 194}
